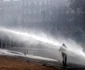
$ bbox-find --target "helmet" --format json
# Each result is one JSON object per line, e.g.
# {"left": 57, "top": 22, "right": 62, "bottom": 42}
{"left": 62, "top": 43, "right": 65, "bottom": 46}
{"left": 62, "top": 43, "right": 67, "bottom": 48}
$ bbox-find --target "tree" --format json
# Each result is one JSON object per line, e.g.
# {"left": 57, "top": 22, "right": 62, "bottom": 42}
{"left": 69, "top": 0, "right": 85, "bottom": 46}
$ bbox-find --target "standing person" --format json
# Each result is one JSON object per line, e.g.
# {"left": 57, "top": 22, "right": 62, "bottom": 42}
{"left": 59, "top": 43, "right": 67, "bottom": 67}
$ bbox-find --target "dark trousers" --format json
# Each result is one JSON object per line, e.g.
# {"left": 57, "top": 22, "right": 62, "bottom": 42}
{"left": 62, "top": 52, "right": 67, "bottom": 67}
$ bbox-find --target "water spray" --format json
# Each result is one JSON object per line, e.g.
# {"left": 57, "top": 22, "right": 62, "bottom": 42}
{"left": 0, "top": 27, "right": 85, "bottom": 59}
{"left": 0, "top": 27, "right": 61, "bottom": 49}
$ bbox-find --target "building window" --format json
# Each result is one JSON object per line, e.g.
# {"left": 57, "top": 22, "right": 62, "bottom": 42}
{"left": 28, "top": 2, "right": 32, "bottom": 6}
{"left": 28, "top": 11, "right": 31, "bottom": 14}
{"left": 44, "top": 0, "right": 47, "bottom": 5}
{"left": 49, "top": 12, "right": 52, "bottom": 15}
{"left": 33, "top": 11, "right": 37, "bottom": 14}
{"left": 39, "top": 1, "right": 43, "bottom": 6}
{"left": 13, "top": 0, "right": 20, "bottom": 1}
{"left": 3, "top": 0, "right": 10, "bottom": 2}
{"left": 0, "top": 8, "right": 2, "bottom": 10}
{"left": 34, "top": 1, "right": 37, "bottom": 5}
{"left": 39, "top": 10, "right": 42, "bottom": 15}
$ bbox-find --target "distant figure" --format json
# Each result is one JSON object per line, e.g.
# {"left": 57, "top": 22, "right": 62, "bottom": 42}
{"left": 24, "top": 51, "right": 28, "bottom": 55}
{"left": 59, "top": 43, "right": 67, "bottom": 67}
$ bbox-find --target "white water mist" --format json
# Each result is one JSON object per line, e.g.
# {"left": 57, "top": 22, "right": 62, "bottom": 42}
{"left": 0, "top": 27, "right": 85, "bottom": 65}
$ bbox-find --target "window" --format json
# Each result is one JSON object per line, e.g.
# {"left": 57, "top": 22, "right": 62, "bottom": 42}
{"left": 28, "top": 11, "right": 31, "bottom": 14}
{"left": 39, "top": 1, "right": 43, "bottom": 6}
{"left": 28, "top": 2, "right": 32, "bottom": 6}
{"left": 13, "top": 0, "right": 20, "bottom": 1}
{"left": 33, "top": 11, "right": 37, "bottom": 14}
{"left": 3, "top": 0, "right": 10, "bottom": 2}
{"left": 34, "top": 1, "right": 37, "bottom": 5}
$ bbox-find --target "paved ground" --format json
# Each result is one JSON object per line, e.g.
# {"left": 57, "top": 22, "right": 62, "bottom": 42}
{"left": 0, "top": 55, "right": 61, "bottom": 70}
{"left": 0, "top": 55, "right": 84, "bottom": 70}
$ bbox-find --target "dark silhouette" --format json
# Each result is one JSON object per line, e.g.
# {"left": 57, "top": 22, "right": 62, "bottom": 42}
{"left": 59, "top": 43, "right": 67, "bottom": 67}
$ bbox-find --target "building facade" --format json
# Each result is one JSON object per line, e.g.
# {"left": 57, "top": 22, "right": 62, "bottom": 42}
{"left": 0, "top": 0, "right": 54, "bottom": 28}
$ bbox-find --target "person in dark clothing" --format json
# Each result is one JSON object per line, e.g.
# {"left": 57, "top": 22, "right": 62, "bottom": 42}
{"left": 59, "top": 43, "right": 67, "bottom": 67}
